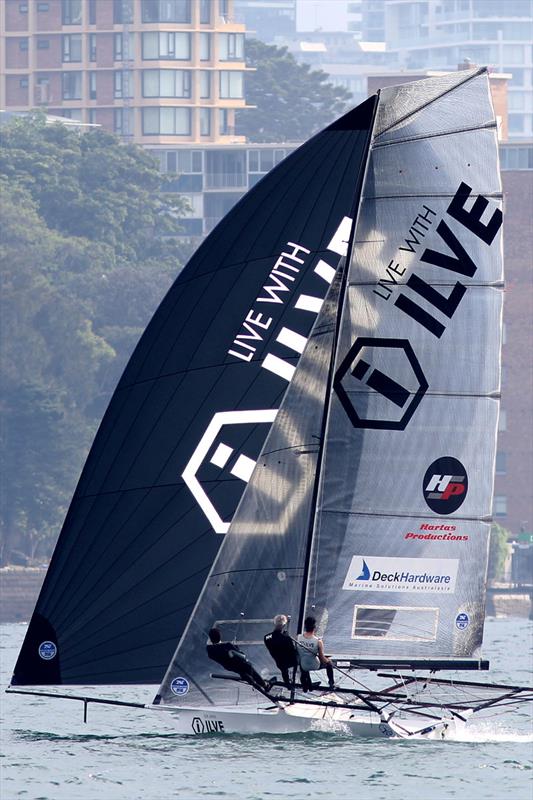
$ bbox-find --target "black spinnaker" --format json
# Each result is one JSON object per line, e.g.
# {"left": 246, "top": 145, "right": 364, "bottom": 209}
{"left": 12, "top": 97, "right": 377, "bottom": 685}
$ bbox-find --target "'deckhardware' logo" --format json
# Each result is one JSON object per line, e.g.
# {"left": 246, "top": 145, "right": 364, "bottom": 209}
{"left": 423, "top": 457, "right": 468, "bottom": 515}
{"left": 342, "top": 555, "right": 458, "bottom": 593}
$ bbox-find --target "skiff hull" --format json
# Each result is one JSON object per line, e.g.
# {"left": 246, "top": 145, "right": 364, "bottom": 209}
{"left": 150, "top": 702, "right": 456, "bottom": 740}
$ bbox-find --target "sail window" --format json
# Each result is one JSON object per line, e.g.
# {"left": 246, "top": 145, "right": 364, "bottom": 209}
{"left": 351, "top": 606, "right": 439, "bottom": 643}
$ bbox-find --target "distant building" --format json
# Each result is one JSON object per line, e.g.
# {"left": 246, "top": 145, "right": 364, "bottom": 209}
{"left": 383, "top": 0, "right": 533, "bottom": 140}
{"left": 0, "top": 0, "right": 251, "bottom": 145}
{"left": 234, "top": 0, "right": 296, "bottom": 42}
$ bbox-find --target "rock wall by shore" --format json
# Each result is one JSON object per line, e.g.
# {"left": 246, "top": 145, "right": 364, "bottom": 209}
{"left": 0, "top": 567, "right": 46, "bottom": 623}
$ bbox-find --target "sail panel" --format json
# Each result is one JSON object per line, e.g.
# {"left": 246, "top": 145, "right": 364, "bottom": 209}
{"left": 12, "top": 98, "right": 377, "bottom": 685}
{"left": 306, "top": 70, "right": 502, "bottom": 664}
{"left": 374, "top": 69, "right": 490, "bottom": 138}
{"left": 375, "top": 70, "right": 495, "bottom": 143}
{"left": 369, "top": 128, "right": 500, "bottom": 198}
{"left": 156, "top": 274, "right": 343, "bottom": 707}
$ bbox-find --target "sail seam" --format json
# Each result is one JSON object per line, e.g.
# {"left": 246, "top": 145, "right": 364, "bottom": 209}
{"left": 374, "top": 67, "right": 487, "bottom": 139}
{"left": 364, "top": 192, "right": 503, "bottom": 200}
{"left": 372, "top": 121, "right": 496, "bottom": 148}
{"left": 317, "top": 510, "right": 493, "bottom": 522}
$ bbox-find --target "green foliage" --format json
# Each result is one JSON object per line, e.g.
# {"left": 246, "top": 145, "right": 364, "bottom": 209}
{"left": 0, "top": 115, "right": 190, "bottom": 564}
{"left": 237, "top": 39, "right": 352, "bottom": 142}
{"left": 488, "top": 523, "right": 510, "bottom": 582}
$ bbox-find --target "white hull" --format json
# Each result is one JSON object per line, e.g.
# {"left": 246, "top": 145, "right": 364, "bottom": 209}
{"left": 150, "top": 700, "right": 457, "bottom": 740}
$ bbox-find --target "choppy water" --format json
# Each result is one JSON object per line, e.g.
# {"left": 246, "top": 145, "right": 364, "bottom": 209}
{"left": 1, "top": 618, "right": 532, "bottom": 800}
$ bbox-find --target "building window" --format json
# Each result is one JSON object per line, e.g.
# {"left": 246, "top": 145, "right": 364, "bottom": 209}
{"left": 248, "top": 150, "right": 259, "bottom": 172}
{"left": 199, "top": 33, "right": 210, "bottom": 61}
{"left": 114, "top": 33, "right": 134, "bottom": 61}
{"left": 20, "top": 77, "right": 29, "bottom": 88}
{"left": 200, "top": 0, "right": 211, "bottom": 23}
{"left": 88, "top": 0, "right": 96, "bottom": 24}
{"left": 114, "top": 108, "right": 132, "bottom": 135}
{"left": 142, "top": 107, "right": 191, "bottom": 135}
{"left": 114, "top": 33, "right": 123, "bottom": 61}
{"left": 62, "top": 71, "right": 82, "bottom": 99}
{"left": 219, "top": 0, "right": 229, "bottom": 18}
{"left": 219, "top": 33, "right": 244, "bottom": 61}
{"left": 219, "top": 71, "right": 243, "bottom": 99}
{"left": 143, "top": 70, "right": 191, "bottom": 98}
{"left": 200, "top": 108, "right": 211, "bottom": 136}
{"left": 62, "top": 0, "right": 82, "bottom": 25}
{"left": 142, "top": 32, "right": 191, "bottom": 60}
{"left": 88, "top": 108, "right": 97, "bottom": 124}
{"left": 498, "top": 409, "right": 507, "bottom": 432}
{"left": 219, "top": 108, "right": 230, "bottom": 135}
{"left": 89, "top": 34, "right": 96, "bottom": 62}
{"left": 37, "top": 39, "right": 50, "bottom": 49}
{"left": 199, "top": 70, "right": 210, "bottom": 98}
{"left": 114, "top": 69, "right": 131, "bottom": 98}
{"left": 113, "top": 0, "right": 133, "bottom": 23}
{"left": 19, "top": 3, "right": 29, "bottom": 12}
{"left": 496, "top": 452, "right": 507, "bottom": 475}
{"left": 37, "top": 2, "right": 50, "bottom": 10}
{"left": 19, "top": 39, "right": 29, "bottom": 51}
{"left": 493, "top": 495, "right": 507, "bottom": 517}
{"left": 62, "top": 34, "right": 82, "bottom": 62}
{"left": 141, "top": 0, "right": 191, "bottom": 23}
{"left": 141, "top": 0, "right": 191, "bottom": 22}
{"left": 89, "top": 71, "right": 96, "bottom": 99}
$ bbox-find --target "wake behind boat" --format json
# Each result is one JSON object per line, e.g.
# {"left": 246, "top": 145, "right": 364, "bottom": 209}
{"left": 8, "top": 69, "right": 532, "bottom": 740}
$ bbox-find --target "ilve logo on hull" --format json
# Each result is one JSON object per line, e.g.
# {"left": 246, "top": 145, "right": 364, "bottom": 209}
{"left": 423, "top": 457, "right": 468, "bottom": 514}
{"left": 343, "top": 556, "right": 458, "bottom": 593}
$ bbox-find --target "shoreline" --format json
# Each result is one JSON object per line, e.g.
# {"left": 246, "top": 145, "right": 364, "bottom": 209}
{"left": 1, "top": 567, "right": 531, "bottom": 623}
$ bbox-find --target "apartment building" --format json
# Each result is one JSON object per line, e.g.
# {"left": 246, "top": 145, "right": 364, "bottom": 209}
{"left": 384, "top": 0, "right": 533, "bottom": 140}
{"left": 0, "top": 0, "right": 250, "bottom": 143}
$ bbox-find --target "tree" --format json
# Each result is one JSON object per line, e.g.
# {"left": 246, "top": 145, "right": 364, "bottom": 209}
{"left": 237, "top": 39, "right": 352, "bottom": 142}
{"left": 488, "top": 523, "right": 510, "bottom": 582}
{"left": 0, "top": 117, "right": 191, "bottom": 563}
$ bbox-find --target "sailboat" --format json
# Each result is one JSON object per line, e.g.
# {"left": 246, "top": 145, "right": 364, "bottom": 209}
{"left": 8, "top": 69, "right": 532, "bottom": 739}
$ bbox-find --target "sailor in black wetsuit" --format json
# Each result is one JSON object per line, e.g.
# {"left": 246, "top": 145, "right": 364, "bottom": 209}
{"left": 264, "top": 614, "right": 298, "bottom": 689}
{"left": 206, "top": 627, "right": 270, "bottom": 691}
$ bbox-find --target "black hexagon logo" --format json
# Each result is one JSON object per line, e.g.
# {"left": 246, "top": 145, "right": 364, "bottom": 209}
{"left": 191, "top": 716, "right": 205, "bottom": 734}
{"left": 333, "top": 337, "right": 428, "bottom": 431}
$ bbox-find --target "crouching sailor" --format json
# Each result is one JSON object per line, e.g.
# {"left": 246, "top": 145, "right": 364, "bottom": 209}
{"left": 297, "top": 616, "right": 336, "bottom": 692}
{"left": 206, "top": 627, "right": 272, "bottom": 692}
{"left": 264, "top": 614, "right": 298, "bottom": 689}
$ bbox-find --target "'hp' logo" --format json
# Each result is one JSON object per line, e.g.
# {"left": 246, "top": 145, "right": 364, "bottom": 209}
{"left": 423, "top": 457, "right": 468, "bottom": 514}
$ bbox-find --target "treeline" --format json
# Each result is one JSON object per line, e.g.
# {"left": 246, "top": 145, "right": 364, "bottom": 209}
{"left": 0, "top": 114, "right": 190, "bottom": 565}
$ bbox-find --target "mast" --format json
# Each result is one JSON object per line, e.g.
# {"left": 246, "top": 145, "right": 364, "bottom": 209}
{"left": 297, "top": 96, "right": 381, "bottom": 634}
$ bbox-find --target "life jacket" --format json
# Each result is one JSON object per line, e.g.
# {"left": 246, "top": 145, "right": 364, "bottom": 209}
{"left": 296, "top": 634, "right": 321, "bottom": 671}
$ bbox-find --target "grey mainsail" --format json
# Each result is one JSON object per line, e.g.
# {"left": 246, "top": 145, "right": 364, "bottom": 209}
{"left": 309, "top": 67, "right": 503, "bottom": 661}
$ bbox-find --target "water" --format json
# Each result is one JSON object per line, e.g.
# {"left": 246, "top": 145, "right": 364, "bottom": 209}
{"left": 1, "top": 618, "right": 532, "bottom": 800}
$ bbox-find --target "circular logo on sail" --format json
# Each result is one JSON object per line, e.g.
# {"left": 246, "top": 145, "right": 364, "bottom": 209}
{"left": 170, "top": 677, "right": 189, "bottom": 696}
{"left": 423, "top": 457, "right": 468, "bottom": 514}
{"left": 455, "top": 612, "right": 470, "bottom": 630}
{"left": 38, "top": 641, "right": 57, "bottom": 660}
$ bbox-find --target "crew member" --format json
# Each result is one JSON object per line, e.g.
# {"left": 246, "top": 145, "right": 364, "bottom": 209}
{"left": 264, "top": 614, "right": 298, "bottom": 689}
{"left": 296, "top": 616, "right": 335, "bottom": 692}
{"left": 206, "top": 627, "right": 271, "bottom": 692}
